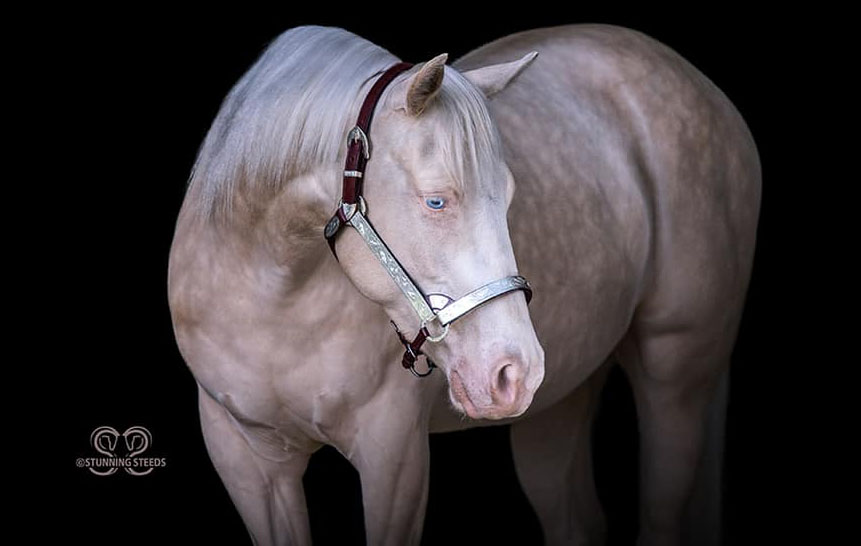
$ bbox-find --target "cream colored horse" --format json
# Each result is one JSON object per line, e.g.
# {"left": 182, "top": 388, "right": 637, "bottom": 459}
{"left": 169, "top": 24, "right": 759, "bottom": 546}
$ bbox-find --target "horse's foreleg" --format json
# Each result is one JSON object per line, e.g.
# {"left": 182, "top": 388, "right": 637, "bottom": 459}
{"left": 345, "top": 397, "right": 430, "bottom": 546}
{"left": 198, "top": 385, "right": 314, "bottom": 546}
{"left": 510, "top": 363, "right": 610, "bottom": 545}
{"left": 617, "top": 329, "right": 730, "bottom": 546}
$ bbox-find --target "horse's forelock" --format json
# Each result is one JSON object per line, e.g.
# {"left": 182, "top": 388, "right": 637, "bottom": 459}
{"left": 433, "top": 68, "right": 505, "bottom": 193}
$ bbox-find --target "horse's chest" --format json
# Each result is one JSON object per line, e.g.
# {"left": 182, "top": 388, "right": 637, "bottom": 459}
{"left": 197, "top": 328, "right": 396, "bottom": 445}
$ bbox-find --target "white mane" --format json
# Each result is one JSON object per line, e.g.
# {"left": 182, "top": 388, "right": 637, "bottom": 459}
{"left": 185, "top": 25, "right": 502, "bottom": 221}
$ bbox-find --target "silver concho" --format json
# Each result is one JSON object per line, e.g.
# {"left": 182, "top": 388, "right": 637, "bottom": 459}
{"left": 324, "top": 215, "right": 341, "bottom": 239}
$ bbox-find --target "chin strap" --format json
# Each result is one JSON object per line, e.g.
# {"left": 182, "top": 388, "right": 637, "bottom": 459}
{"left": 323, "top": 61, "right": 533, "bottom": 378}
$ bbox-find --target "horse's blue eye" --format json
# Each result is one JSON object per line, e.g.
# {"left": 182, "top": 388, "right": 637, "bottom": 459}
{"left": 425, "top": 197, "right": 446, "bottom": 210}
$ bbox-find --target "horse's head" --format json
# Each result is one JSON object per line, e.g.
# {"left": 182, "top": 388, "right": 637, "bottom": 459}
{"left": 335, "top": 53, "right": 543, "bottom": 420}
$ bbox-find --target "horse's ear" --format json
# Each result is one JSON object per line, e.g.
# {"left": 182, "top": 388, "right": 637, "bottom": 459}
{"left": 462, "top": 51, "right": 538, "bottom": 98}
{"left": 391, "top": 53, "right": 448, "bottom": 116}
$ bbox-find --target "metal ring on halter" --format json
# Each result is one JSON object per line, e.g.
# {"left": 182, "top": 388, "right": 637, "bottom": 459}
{"left": 421, "top": 319, "right": 450, "bottom": 343}
{"left": 409, "top": 357, "right": 436, "bottom": 378}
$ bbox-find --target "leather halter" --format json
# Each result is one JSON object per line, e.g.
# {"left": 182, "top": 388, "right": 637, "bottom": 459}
{"left": 324, "top": 61, "right": 533, "bottom": 377}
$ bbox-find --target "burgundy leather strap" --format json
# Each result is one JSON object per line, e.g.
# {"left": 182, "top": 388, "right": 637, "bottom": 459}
{"left": 392, "top": 321, "right": 435, "bottom": 374}
{"left": 324, "top": 62, "right": 414, "bottom": 256}
{"left": 342, "top": 61, "right": 414, "bottom": 204}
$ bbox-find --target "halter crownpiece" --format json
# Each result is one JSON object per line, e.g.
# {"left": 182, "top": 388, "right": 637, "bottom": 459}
{"left": 324, "top": 61, "right": 533, "bottom": 378}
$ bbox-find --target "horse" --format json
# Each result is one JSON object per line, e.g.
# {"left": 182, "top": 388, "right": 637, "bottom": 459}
{"left": 168, "top": 23, "right": 760, "bottom": 546}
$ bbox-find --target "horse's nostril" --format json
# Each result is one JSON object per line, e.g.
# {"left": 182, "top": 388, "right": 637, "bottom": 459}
{"left": 497, "top": 364, "right": 511, "bottom": 391}
{"left": 493, "top": 363, "right": 520, "bottom": 406}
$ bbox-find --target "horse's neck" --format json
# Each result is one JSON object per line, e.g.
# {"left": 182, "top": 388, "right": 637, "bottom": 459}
{"left": 173, "top": 168, "right": 343, "bottom": 323}
{"left": 226, "top": 173, "right": 347, "bottom": 301}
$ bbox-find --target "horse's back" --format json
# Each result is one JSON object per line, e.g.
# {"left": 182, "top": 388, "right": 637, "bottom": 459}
{"left": 454, "top": 24, "right": 761, "bottom": 397}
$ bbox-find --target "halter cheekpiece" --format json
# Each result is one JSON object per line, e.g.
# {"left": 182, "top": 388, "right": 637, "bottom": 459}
{"left": 324, "top": 61, "right": 533, "bottom": 378}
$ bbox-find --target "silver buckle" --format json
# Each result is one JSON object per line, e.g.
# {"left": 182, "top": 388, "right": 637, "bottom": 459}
{"left": 347, "top": 126, "right": 370, "bottom": 160}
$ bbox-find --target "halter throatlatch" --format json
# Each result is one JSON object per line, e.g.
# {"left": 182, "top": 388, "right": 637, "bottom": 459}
{"left": 324, "top": 61, "right": 533, "bottom": 378}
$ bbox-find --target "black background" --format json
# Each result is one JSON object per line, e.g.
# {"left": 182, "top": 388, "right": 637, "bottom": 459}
{"left": 49, "top": 7, "right": 835, "bottom": 545}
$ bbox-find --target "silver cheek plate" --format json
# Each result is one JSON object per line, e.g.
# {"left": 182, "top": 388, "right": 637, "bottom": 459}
{"left": 344, "top": 207, "right": 532, "bottom": 344}
{"left": 347, "top": 208, "right": 437, "bottom": 323}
